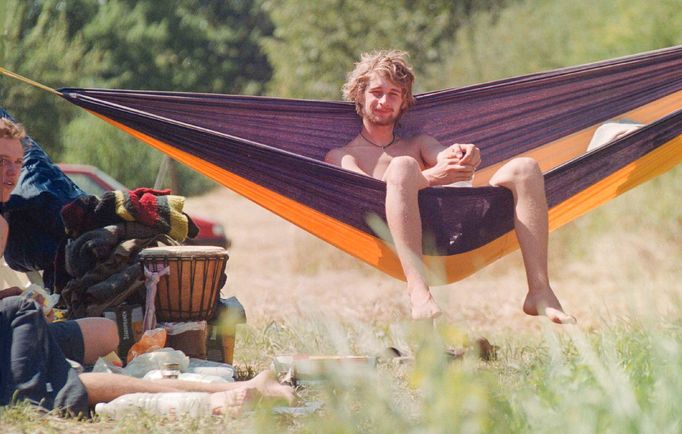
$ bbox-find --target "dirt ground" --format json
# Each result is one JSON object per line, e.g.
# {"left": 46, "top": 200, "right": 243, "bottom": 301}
{"left": 185, "top": 186, "right": 681, "bottom": 339}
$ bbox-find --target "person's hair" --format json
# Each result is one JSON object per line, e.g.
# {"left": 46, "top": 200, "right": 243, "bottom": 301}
{"left": 0, "top": 118, "right": 26, "bottom": 140}
{"left": 342, "top": 50, "right": 416, "bottom": 117}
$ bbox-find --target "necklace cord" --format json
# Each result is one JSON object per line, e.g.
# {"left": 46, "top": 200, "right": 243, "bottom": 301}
{"left": 360, "top": 132, "right": 397, "bottom": 150}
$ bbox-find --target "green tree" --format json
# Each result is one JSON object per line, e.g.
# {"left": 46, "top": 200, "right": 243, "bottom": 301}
{"left": 262, "top": 0, "right": 507, "bottom": 99}
{"left": 436, "top": 0, "right": 682, "bottom": 88}
{"left": 55, "top": 0, "right": 274, "bottom": 194}
{"left": 2, "top": 0, "right": 273, "bottom": 195}
{"left": 72, "top": 0, "right": 272, "bottom": 93}
{"left": 0, "top": 0, "right": 103, "bottom": 157}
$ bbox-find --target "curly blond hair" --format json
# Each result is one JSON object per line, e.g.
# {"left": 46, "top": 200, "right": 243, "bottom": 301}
{"left": 343, "top": 50, "right": 416, "bottom": 117}
{"left": 0, "top": 118, "right": 26, "bottom": 140}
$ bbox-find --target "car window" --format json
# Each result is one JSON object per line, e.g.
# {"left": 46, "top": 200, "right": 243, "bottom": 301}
{"left": 66, "top": 173, "right": 108, "bottom": 197}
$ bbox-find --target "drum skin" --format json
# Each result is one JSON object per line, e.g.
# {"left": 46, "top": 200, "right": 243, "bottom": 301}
{"left": 139, "top": 246, "right": 228, "bottom": 321}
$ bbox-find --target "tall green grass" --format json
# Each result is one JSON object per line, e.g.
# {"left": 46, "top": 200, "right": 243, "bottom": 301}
{"left": 6, "top": 310, "right": 682, "bottom": 433}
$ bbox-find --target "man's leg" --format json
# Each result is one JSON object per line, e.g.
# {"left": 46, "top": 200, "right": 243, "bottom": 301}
{"left": 383, "top": 156, "right": 441, "bottom": 320}
{"left": 489, "top": 157, "right": 575, "bottom": 324}
{"left": 75, "top": 318, "right": 120, "bottom": 364}
{"left": 51, "top": 318, "right": 121, "bottom": 365}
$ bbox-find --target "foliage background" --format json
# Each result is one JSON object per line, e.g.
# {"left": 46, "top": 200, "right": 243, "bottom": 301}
{"left": 2, "top": 0, "right": 680, "bottom": 194}
{"left": 1, "top": 1, "right": 682, "bottom": 432}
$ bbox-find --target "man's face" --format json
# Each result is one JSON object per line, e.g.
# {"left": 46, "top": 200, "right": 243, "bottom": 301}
{"left": 361, "top": 72, "right": 404, "bottom": 126}
{"left": 0, "top": 138, "right": 23, "bottom": 203}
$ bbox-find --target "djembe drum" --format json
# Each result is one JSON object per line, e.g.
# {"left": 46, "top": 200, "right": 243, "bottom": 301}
{"left": 138, "top": 246, "right": 229, "bottom": 322}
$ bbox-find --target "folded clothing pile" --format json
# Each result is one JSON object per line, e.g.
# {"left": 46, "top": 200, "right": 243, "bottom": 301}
{"left": 55, "top": 188, "right": 199, "bottom": 319}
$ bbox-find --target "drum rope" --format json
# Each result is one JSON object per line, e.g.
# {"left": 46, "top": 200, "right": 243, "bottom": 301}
{"left": 143, "top": 265, "right": 171, "bottom": 332}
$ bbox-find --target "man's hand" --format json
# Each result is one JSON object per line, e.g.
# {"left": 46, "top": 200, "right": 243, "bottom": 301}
{"left": 0, "top": 286, "right": 22, "bottom": 300}
{"left": 423, "top": 143, "right": 480, "bottom": 186}
{"left": 446, "top": 143, "right": 481, "bottom": 168}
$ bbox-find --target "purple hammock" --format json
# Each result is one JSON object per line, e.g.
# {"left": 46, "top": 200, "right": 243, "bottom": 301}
{"left": 53, "top": 45, "right": 682, "bottom": 283}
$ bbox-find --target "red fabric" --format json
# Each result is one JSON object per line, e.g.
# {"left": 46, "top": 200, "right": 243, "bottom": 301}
{"left": 124, "top": 188, "right": 170, "bottom": 227}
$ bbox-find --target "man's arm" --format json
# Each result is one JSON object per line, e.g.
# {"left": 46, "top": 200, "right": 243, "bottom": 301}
{"left": 0, "top": 287, "right": 22, "bottom": 299}
{"left": 0, "top": 215, "right": 8, "bottom": 259}
{"left": 325, "top": 148, "right": 370, "bottom": 176}
{"left": 417, "top": 134, "right": 481, "bottom": 186}
{"left": 0, "top": 215, "right": 23, "bottom": 299}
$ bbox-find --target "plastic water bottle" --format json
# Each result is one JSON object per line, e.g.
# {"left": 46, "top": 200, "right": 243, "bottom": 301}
{"left": 95, "top": 392, "right": 211, "bottom": 418}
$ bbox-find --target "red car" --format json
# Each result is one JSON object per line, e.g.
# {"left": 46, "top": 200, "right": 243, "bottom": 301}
{"left": 59, "top": 164, "right": 230, "bottom": 249}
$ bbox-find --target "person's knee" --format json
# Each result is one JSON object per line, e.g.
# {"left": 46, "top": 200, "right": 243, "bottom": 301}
{"left": 384, "top": 156, "right": 421, "bottom": 185}
{"left": 96, "top": 319, "right": 120, "bottom": 356}
{"left": 492, "top": 157, "right": 541, "bottom": 186}
{"left": 508, "top": 157, "right": 541, "bottom": 180}
{"left": 101, "top": 319, "right": 120, "bottom": 351}
{"left": 78, "top": 317, "right": 120, "bottom": 359}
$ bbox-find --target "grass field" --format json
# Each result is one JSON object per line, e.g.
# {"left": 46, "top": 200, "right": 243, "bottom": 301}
{"left": 1, "top": 166, "right": 680, "bottom": 433}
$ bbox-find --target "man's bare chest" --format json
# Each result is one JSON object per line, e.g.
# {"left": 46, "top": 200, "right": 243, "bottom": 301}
{"left": 351, "top": 142, "right": 425, "bottom": 180}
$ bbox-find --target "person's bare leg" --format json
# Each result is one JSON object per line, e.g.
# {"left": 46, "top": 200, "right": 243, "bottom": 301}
{"left": 80, "top": 371, "right": 294, "bottom": 407}
{"left": 83, "top": 373, "right": 250, "bottom": 417}
{"left": 384, "top": 156, "right": 441, "bottom": 320}
{"left": 158, "top": 371, "right": 293, "bottom": 403}
{"left": 80, "top": 372, "right": 184, "bottom": 405}
{"left": 76, "top": 318, "right": 120, "bottom": 364}
{"left": 489, "top": 158, "right": 575, "bottom": 324}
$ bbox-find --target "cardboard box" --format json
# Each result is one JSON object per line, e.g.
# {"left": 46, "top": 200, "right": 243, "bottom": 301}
{"left": 166, "top": 321, "right": 208, "bottom": 359}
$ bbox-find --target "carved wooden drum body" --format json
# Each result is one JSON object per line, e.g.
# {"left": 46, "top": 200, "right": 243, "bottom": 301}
{"left": 139, "top": 246, "right": 228, "bottom": 321}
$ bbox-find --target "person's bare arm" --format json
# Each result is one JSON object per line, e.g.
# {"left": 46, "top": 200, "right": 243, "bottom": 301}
{"left": 0, "top": 217, "right": 20, "bottom": 300}
{"left": 0, "top": 215, "right": 8, "bottom": 259}
{"left": 419, "top": 134, "right": 450, "bottom": 167}
{"left": 325, "top": 148, "right": 370, "bottom": 176}
{"left": 0, "top": 287, "right": 22, "bottom": 300}
{"left": 418, "top": 135, "right": 481, "bottom": 186}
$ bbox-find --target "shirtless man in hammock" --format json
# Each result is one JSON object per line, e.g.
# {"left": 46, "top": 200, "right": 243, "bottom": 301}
{"left": 325, "top": 50, "right": 575, "bottom": 324}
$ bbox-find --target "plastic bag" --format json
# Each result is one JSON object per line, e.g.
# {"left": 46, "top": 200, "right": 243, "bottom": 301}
{"left": 122, "top": 348, "right": 189, "bottom": 378}
{"left": 126, "top": 328, "right": 167, "bottom": 364}
{"left": 188, "top": 358, "right": 235, "bottom": 382}
{"left": 22, "top": 283, "right": 59, "bottom": 320}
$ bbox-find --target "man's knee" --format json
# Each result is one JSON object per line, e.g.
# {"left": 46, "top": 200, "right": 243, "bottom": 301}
{"left": 384, "top": 156, "right": 421, "bottom": 185}
{"left": 99, "top": 318, "right": 120, "bottom": 352}
{"left": 491, "top": 157, "right": 541, "bottom": 186}
{"left": 77, "top": 317, "right": 120, "bottom": 357}
{"left": 506, "top": 157, "right": 541, "bottom": 179}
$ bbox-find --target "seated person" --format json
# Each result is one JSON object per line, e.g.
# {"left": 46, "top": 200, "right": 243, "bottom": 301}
{"left": 0, "top": 118, "right": 118, "bottom": 364}
{"left": 326, "top": 51, "right": 574, "bottom": 323}
{"left": 0, "top": 290, "right": 293, "bottom": 417}
{"left": 0, "top": 118, "right": 293, "bottom": 417}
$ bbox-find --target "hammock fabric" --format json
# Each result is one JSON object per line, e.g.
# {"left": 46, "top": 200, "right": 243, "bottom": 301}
{"left": 57, "top": 46, "right": 682, "bottom": 284}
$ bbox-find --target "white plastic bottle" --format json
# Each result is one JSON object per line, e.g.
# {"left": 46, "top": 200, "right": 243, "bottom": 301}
{"left": 95, "top": 392, "right": 211, "bottom": 418}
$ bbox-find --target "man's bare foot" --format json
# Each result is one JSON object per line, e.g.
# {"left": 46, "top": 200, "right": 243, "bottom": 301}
{"left": 210, "top": 388, "right": 251, "bottom": 417}
{"left": 246, "top": 370, "right": 296, "bottom": 404}
{"left": 409, "top": 287, "right": 442, "bottom": 320}
{"left": 210, "top": 371, "right": 295, "bottom": 417}
{"left": 523, "top": 287, "right": 576, "bottom": 324}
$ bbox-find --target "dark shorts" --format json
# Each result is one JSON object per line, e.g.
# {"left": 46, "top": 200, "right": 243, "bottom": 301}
{"left": 48, "top": 320, "right": 85, "bottom": 365}
{"left": 1, "top": 296, "right": 88, "bottom": 415}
